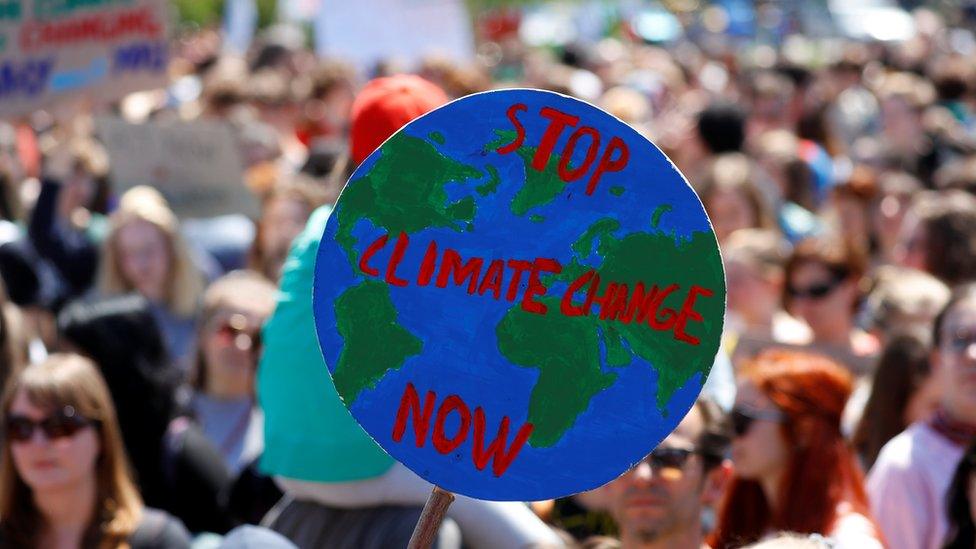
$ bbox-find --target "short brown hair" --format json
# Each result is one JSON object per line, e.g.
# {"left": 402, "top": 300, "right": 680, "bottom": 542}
{"left": 910, "top": 190, "right": 976, "bottom": 285}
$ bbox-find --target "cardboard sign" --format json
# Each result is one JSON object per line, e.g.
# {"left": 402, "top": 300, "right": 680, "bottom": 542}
{"left": 95, "top": 116, "right": 256, "bottom": 219}
{"left": 0, "top": 0, "right": 170, "bottom": 118}
{"left": 314, "top": 0, "right": 474, "bottom": 73}
{"left": 312, "top": 89, "right": 726, "bottom": 501}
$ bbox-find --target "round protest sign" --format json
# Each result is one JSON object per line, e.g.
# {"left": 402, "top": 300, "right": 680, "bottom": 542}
{"left": 313, "top": 89, "right": 725, "bottom": 501}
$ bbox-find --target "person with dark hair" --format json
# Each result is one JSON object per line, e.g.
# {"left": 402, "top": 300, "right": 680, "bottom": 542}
{"left": 711, "top": 349, "right": 882, "bottom": 548}
{"left": 28, "top": 139, "right": 110, "bottom": 302}
{"left": 943, "top": 441, "right": 976, "bottom": 549}
{"left": 869, "top": 283, "right": 976, "bottom": 549}
{"left": 696, "top": 102, "right": 746, "bottom": 155}
{"left": 783, "top": 237, "right": 878, "bottom": 374}
{"left": 853, "top": 332, "right": 940, "bottom": 469}
{"left": 601, "top": 397, "right": 732, "bottom": 548}
{"left": 57, "top": 294, "right": 235, "bottom": 535}
{"left": 896, "top": 190, "right": 976, "bottom": 286}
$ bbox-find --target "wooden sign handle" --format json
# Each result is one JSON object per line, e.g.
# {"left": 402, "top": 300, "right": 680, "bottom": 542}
{"left": 407, "top": 486, "right": 455, "bottom": 549}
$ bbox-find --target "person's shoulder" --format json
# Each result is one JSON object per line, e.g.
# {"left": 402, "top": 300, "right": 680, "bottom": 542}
{"left": 871, "top": 422, "right": 932, "bottom": 471}
{"left": 130, "top": 507, "right": 192, "bottom": 549}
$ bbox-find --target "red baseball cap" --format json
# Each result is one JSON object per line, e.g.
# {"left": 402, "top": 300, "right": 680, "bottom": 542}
{"left": 349, "top": 74, "right": 449, "bottom": 166}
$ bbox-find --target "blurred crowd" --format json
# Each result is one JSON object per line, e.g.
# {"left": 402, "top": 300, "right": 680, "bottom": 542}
{"left": 1, "top": 2, "right": 976, "bottom": 548}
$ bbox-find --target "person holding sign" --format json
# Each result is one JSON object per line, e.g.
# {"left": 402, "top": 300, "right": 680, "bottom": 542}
{"left": 258, "top": 76, "right": 564, "bottom": 548}
{"left": 301, "top": 79, "right": 726, "bottom": 547}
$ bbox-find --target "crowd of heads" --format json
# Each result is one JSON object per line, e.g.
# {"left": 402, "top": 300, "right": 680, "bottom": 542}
{"left": 0, "top": 3, "right": 974, "bottom": 548}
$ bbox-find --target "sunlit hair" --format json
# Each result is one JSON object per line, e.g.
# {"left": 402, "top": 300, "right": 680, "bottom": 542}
{"left": 0, "top": 354, "right": 142, "bottom": 548}
{"left": 190, "top": 270, "right": 277, "bottom": 392}
{"left": 98, "top": 186, "right": 203, "bottom": 317}
{"left": 710, "top": 349, "right": 879, "bottom": 548}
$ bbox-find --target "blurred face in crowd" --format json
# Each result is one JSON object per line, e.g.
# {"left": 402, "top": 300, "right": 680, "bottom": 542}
{"left": 605, "top": 406, "right": 729, "bottom": 545}
{"left": 730, "top": 382, "right": 788, "bottom": 483}
{"left": 934, "top": 298, "right": 976, "bottom": 423}
{"left": 895, "top": 212, "right": 928, "bottom": 272}
{"left": 725, "top": 257, "right": 780, "bottom": 327}
{"left": 202, "top": 306, "right": 265, "bottom": 399}
{"left": 8, "top": 390, "right": 99, "bottom": 494}
{"left": 260, "top": 196, "right": 311, "bottom": 279}
{"left": 115, "top": 219, "right": 171, "bottom": 303}
{"left": 706, "top": 188, "right": 756, "bottom": 244}
{"left": 787, "top": 262, "right": 857, "bottom": 341}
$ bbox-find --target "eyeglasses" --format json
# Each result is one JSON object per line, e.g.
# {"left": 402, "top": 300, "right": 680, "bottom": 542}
{"left": 787, "top": 275, "right": 845, "bottom": 300}
{"left": 730, "top": 406, "right": 785, "bottom": 437}
{"left": 636, "top": 446, "right": 698, "bottom": 473}
{"left": 5, "top": 406, "right": 99, "bottom": 443}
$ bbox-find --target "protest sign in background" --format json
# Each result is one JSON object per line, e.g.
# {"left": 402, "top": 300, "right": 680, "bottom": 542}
{"left": 95, "top": 116, "right": 256, "bottom": 219}
{"left": 314, "top": 0, "right": 474, "bottom": 74}
{"left": 312, "top": 89, "right": 726, "bottom": 501}
{"left": 0, "top": 0, "right": 170, "bottom": 118}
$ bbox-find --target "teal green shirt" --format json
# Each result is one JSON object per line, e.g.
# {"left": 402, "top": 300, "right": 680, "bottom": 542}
{"left": 258, "top": 205, "right": 395, "bottom": 481}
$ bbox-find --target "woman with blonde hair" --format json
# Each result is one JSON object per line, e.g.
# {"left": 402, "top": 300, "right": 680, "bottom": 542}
{"left": 99, "top": 186, "right": 205, "bottom": 373}
{"left": 0, "top": 354, "right": 191, "bottom": 547}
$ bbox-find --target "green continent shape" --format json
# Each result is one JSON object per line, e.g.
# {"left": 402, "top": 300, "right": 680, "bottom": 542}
{"left": 497, "top": 298, "right": 617, "bottom": 447}
{"left": 332, "top": 280, "right": 423, "bottom": 406}
{"left": 496, "top": 217, "right": 724, "bottom": 447}
{"left": 476, "top": 165, "right": 502, "bottom": 197}
{"left": 572, "top": 218, "right": 724, "bottom": 410}
{"left": 335, "top": 132, "right": 483, "bottom": 265}
{"left": 485, "top": 129, "right": 569, "bottom": 217}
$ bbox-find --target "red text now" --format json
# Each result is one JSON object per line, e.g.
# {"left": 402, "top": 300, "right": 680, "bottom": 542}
{"left": 392, "top": 383, "right": 534, "bottom": 477}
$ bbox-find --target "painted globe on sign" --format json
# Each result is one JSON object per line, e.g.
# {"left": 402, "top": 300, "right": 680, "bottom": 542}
{"left": 313, "top": 89, "right": 725, "bottom": 501}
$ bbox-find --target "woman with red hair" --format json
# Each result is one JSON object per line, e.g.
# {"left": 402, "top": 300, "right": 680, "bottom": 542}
{"left": 710, "top": 349, "right": 883, "bottom": 548}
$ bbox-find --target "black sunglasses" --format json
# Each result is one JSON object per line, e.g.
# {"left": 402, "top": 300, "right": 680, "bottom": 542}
{"left": 5, "top": 406, "right": 99, "bottom": 443}
{"left": 730, "top": 406, "right": 785, "bottom": 437}
{"left": 787, "top": 275, "right": 845, "bottom": 300}
{"left": 638, "top": 446, "right": 698, "bottom": 472}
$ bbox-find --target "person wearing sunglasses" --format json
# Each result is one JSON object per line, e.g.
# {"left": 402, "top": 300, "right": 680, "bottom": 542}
{"left": 0, "top": 354, "right": 192, "bottom": 548}
{"left": 57, "top": 294, "right": 236, "bottom": 535}
{"left": 868, "top": 284, "right": 976, "bottom": 549}
{"left": 782, "top": 237, "right": 879, "bottom": 375}
{"left": 602, "top": 397, "right": 731, "bottom": 549}
{"left": 189, "top": 270, "right": 276, "bottom": 477}
{"left": 710, "top": 349, "right": 883, "bottom": 549}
